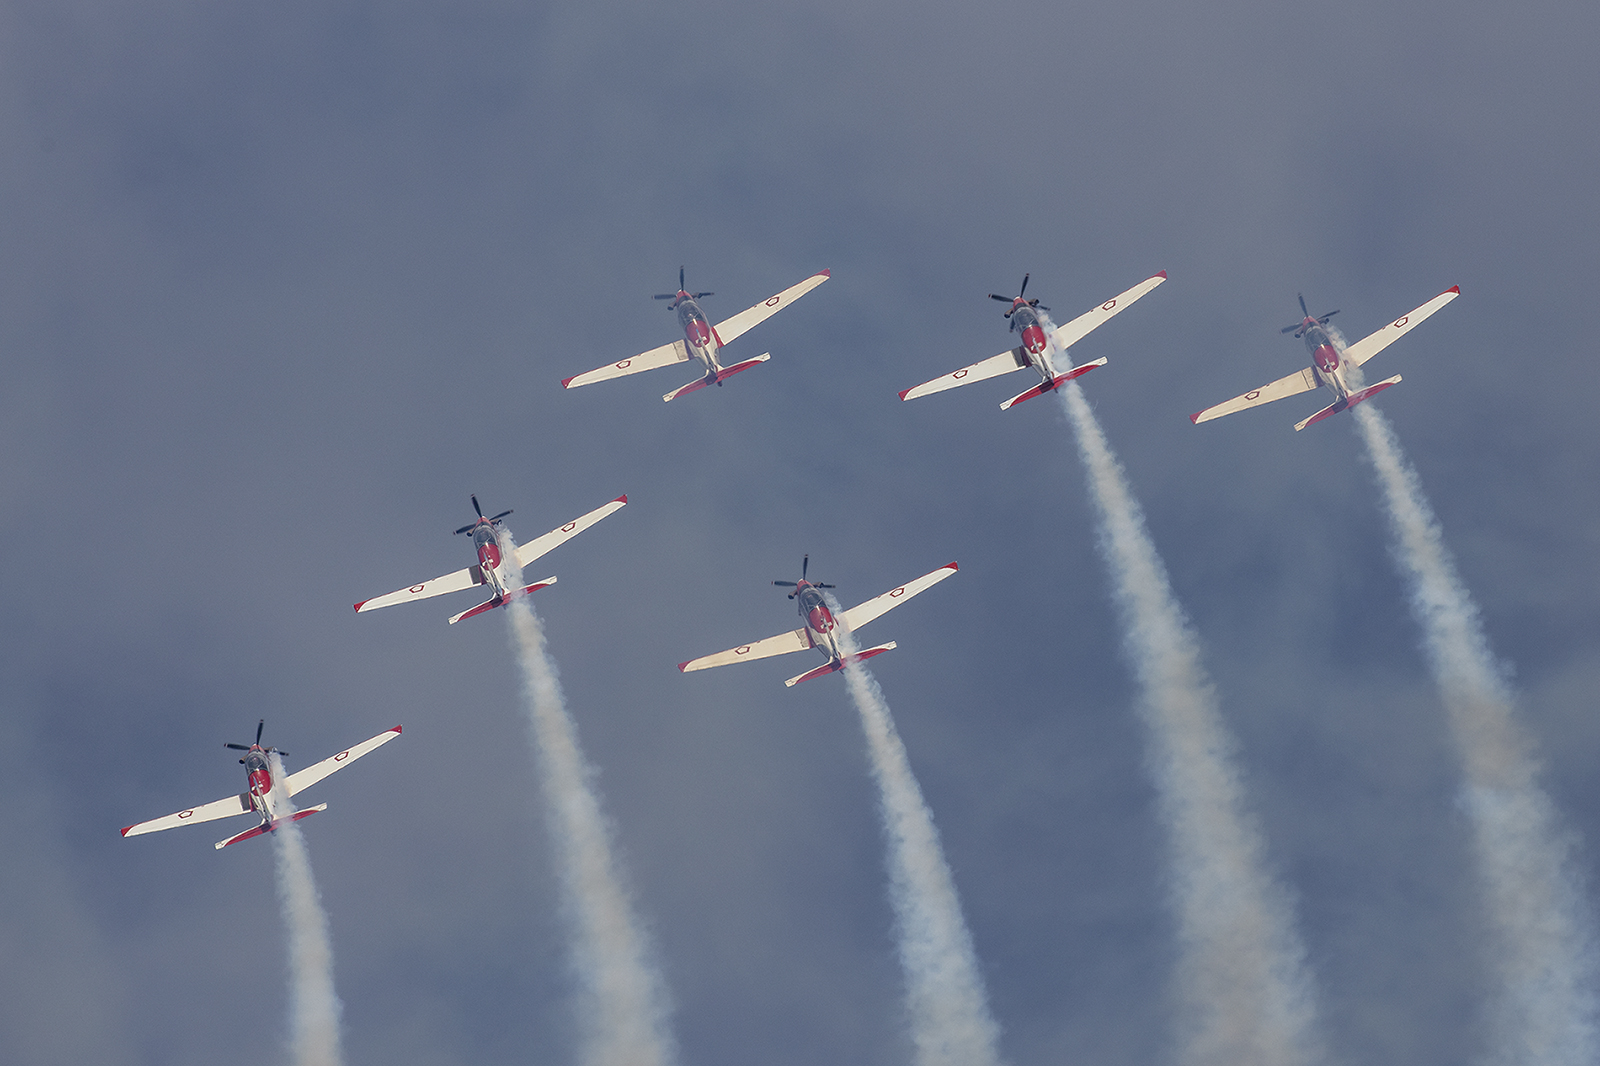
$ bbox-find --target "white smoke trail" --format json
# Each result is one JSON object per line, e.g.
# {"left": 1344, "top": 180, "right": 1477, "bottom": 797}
{"left": 268, "top": 753, "right": 344, "bottom": 1066}
{"left": 1056, "top": 381, "right": 1324, "bottom": 1066}
{"left": 828, "top": 614, "right": 1006, "bottom": 1066}
{"left": 1352, "top": 402, "right": 1597, "bottom": 1066}
{"left": 498, "top": 529, "right": 677, "bottom": 1066}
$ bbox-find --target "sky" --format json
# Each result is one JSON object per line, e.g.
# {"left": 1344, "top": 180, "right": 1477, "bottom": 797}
{"left": 1, "top": 1, "right": 1598, "bottom": 1065}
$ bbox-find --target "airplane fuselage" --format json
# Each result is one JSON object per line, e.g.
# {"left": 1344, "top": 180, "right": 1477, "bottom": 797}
{"left": 470, "top": 522, "right": 513, "bottom": 602}
{"left": 1299, "top": 320, "right": 1356, "bottom": 409}
{"left": 1007, "top": 300, "right": 1059, "bottom": 385}
{"left": 241, "top": 748, "right": 287, "bottom": 826}
{"left": 792, "top": 581, "right": 844, "bottom": 662}
{"left": 673, "top": 292, "right": 725, "bottom": 379}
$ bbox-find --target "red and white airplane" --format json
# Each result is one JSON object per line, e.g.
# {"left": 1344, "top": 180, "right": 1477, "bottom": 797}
{"left": 900, "top": 271, "right": 1167, "bottom": 410}
{"left": 355, "top": 494, "right": 626, "bottom": 624}
{"left": 678, "top": 556, "right": 959, "bottom": 687}
{"left": 1190, "top": 287, "right": 1460, "bottom": 431}
{"left": 121, "top": 721, "right": 401, "bottom": 850}
{"left": 561, "top": 267, "right": 831, "bottom": 402}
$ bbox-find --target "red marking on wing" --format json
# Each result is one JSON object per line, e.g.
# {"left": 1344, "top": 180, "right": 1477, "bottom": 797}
{"left": 334, "top": 750, "right": 350, "bottom": 762}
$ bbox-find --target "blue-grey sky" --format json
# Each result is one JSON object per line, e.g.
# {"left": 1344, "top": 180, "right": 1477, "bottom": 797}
{"left": 1, "top": 2, "right": 1597, "bottom": 1065}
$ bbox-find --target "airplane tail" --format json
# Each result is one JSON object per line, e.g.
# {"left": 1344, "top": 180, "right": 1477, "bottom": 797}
{"left": 446, "top": 576, "right": 557, "bottom": 625}
{"left": 214, "top": 804, "right": 327, "bottom": 850}
{"left": 662, "top": 354, "right": 771, "bottom": 402}
{"left": 1294, "top": 374, "right": 1401, "bottom": 431}
{"left": 999, "top": 357, "right": 1107, "bottom": 411}
{"left": 783, "top": 642, "right": 898, "bottom": 687}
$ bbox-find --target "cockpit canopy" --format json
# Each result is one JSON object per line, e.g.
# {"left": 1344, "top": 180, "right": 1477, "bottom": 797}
{"left": 244, "top": 750, "right": 269, "bottom": 773}
{"left": 472, "top": 523, "right": 498, "bottom": 548}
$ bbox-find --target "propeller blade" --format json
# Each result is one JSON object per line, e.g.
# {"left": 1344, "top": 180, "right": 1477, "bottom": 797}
{"left": 1034, "top": 302, "right": 1049, "bottom": 311}
{"left": 653, "top": 293, "right": 676, "bottom": 300}
{"left": 802, "top": 554, "right": 809, "bottom": 579}
{"left": 1019, "top": 273, "right": 1030, "bottom": 297}
{"left": 773, "top": 580, "right": 797, "bottom": 587}
{"left": 679, "top": 266, "right": 685, "bottom": 290}
{"left": 255, "top": 720, "right": 265, "bottom": 745}
{"left": 988, "top": 294, "right": 1012, "bottom": 303}
{"left": 1297, "top": 293, "right": 1309, "bottom": 317}
{"left": 1318, "top": 310, "right": 1340, "bottom": 322}
{"left": 1280, "top": 324, "right": 1301, "bottom": 334}
{"left": 693, "top": 291, "right": 714, "bottom": 299}
{"left": 225, "top": 743, "right": 250, "bottom": 751}
{"left": 490, "top": 510, "right": 513, "bottom": 522}
{"left": 471, "top": 495, "right": 484, "bottom": 518}
{"left": 816, "top": 583, "right": 836, "bottom": 589}
{"left": 454, "top": 524, "right": 475, "bottom": 535}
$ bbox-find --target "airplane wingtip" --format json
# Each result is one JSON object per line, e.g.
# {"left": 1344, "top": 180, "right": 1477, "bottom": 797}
{"left": 1447, "top": 284, "right": 1460, "bottom": 294}
{"left": 819, "top": 268, "right": 831, "bottom": 278}
{"left": 1189, "top": 412, "right": 1203, "bottom": 424}
{"left": 947, "top": 561, "right": 959, "bottom": 572}
{"left": 614, "top": 494, "right": 628, "bottom": 505}
{"left": 560, "top": 376, "right": 576, "bottom": 389}
{"left": 392, "top": 725, "right": 403, "bottom": 734}
{"left": 897, "top": 388, "right": 912, "bottom": 401}
{"left": 120, "top": 825, "right": 135, "bottom": 837}
{"left": 676, "top": 661, "right": 691, "bottom": 673}
{"left": 1156, "top": 269, "right": 1168, "bottom": 280}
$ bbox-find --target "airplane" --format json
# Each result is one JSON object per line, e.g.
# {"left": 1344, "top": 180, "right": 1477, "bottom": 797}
{"left": 678, "top": 555, "right": 958, "bottom": 687}
{"left": 1190, "top": 286, "right": 1460, "bottom": 431}
{"left": 355, "top": 493, "right": 626, "bottom": 624}
{"left": 121, "top": 721, "right": 401, "bottom": 850}
{"left": 561, "top": 266, "right": 831, "bottom": 402}
{"left": 899, "top": 271, "right": 1168, "bottom": 410}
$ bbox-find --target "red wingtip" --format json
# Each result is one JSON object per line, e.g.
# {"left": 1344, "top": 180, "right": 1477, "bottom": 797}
{"left": 1447, "top": 285, "right": 1460, "bottom": 294}
{"left": 676, "top": 661, "right": 691, "bottom": 673}
{"left": 560, "top": 376, "right": 576, "bottom": 388}
{"left": 352, "top": 601, "right": 366, "bottom": 612}
{"left": 946, "top": 561, "right": 959, "bottom": 571}
{"left": 392, "top": 725, "right": 403, "bottom": 734}
{"left": 120, "top": 825, "right": 135, "bottom": 837}
{"left": 897, "top": 388, "right": 912, "bottom": 400}
{"left": 1156, "top": 270, "right": 1168, "bottom": 279}
{"left": 614, "top": 494, "right": 628, "bottom": 504}
{"left": 1189, "top": 412, "right": 1203, "bottom": 424}
{"left": 819, "top": 268, "right": 831, "bottom": 277}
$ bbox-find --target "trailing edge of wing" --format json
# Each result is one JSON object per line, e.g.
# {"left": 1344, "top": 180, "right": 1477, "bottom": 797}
{"left": 122, "top": 791, "right": 253, "bottom": 838}
{"left": 283, "top": 726, "right": 403, "bottom": 797}
{"left": 1050, "top": 271, "right": 1167, "bottom": 352}
{"left": 1191, "top": 366, "right": 1320, "bottom": 425}
{"left": 562, "top": 340, "right": 689, "bottom": 390}
{"left": 515, "top": 496, "right": 628, "bottom": 568}
{"left": 679, "top": 628, "right": 812, "bottom": 673}
{"left": 711, "top": 270, "right": 830, "bottom": 349}
{"left": 899, "top": 348, "right": 1027, "bottom": 401}
{"left": 1342, "top": 286, "right": 1459, "bottom": 367}
{"left": 355, "top": 565, "right": 482, "bottom": 614}
{"left": 838, "top": 562, "right": 959, "bottom": 632}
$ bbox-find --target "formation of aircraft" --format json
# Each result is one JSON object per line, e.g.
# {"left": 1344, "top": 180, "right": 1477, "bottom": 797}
{"left": 354, "top": 494, "right": 627, "bottom": 624}
{"left": 561, "top": 267, "right": 831, "bottom": 402}
{"left": 678, "top": 556, "right": 959, "bottom": 687}
{"left": 121, "top": 721, "right": 401, "bottom": 849}
{"left": 900, "top": 271, "right": 1168, "bottom": 410}
{"left": 1191, "top": 286, "right": 1460, "bottom": 431}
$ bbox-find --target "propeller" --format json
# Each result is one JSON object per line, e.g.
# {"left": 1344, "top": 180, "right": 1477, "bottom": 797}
{"left": 654, "top": 267, "right": 714, "bottom": 303}
{"left": 225, "top": 720, "right": 287, "bottom": 757}
{"left": 772, "top": 554, "right": 835, "bottom": 598}
{"left": 1281, "top": 293, "right": 1340, "bottom": 336}
{"left": 989, "top": 274, "right": 1048, "bottom": 317}
{"left": 454, "top": 494, "right": 512, "bottom": 535}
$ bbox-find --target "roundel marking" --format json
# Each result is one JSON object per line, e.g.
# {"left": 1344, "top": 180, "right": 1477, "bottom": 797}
{"left": 735, "top": 645, "right": 751, "bottom": 655}
{"left": 178, "top": 809, "right": 195, "bottom": 819}
{"left": 562, "top": 522, "right": 577, "bottom": 532}
{"left": 616, "top": 359, "right": 632, "bottom": 369}
{"left": 1393, "top": 316, "right": 1409, "bottom": 328}
{"left": 765, "top": 296, "right": 781, "bottom": 307}
{"left": 334, "top": 750, "right": 350, "bottom": 762}
{"left": 953, "top": 369, "right": 968, "bottom": 379}
{"left": 410, "top": 584, "right": 426, "bottom": 593}
{"left": 889, "top": 586, "right": 905, "bottom": 597}
{"left": 1245, "top": 390, "right": 1261, "bottom": 401}
{"left": 1102, "top": 299, "right": 1118, "bottom": 311}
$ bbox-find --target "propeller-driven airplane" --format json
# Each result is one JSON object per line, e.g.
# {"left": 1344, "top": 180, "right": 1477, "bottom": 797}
{"left": 1190, "top": 286, "right": 1460, "bottom": 431}
{"left": 355, "top": 493, "right": 626, "bottom": 624}
{"left": 121, "top": 721, "right": 401, "bottom": 850}
{"left": 678, "top": 555, "right": 958, "bottom": 687}
{"left": 900, "top": 271, "right": 1167, "bottom": 410}
{"left": 561, "top": 266, "right": 831, "bottom": 402}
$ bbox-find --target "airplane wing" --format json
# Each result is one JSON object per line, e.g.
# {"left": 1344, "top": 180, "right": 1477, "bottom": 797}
{"left": 562, "top": 340, "right": 689, "bottom": 390}
{"left": 839, "top": 562, "right": 959, "bottom": 631}
{"left": 710, "top": 270, "right": 831, "bottom": 348}
{"left": 283, "top": 726, "right": 403, "bottom": 797}
{"left": 1342, "top": 286, "right": 1460, "bottom": 367}
{"left": 678, "top": 627, "right": 813, "bottom": 673}
{"left": 355, "top": 564, "right": 483, "bottom": 614}
{"left": 1049, "top": 271, "right": 1168, "bottom": 351}
{"left": 899, "top": 348, "right": 1028, "bottom": 401}
{"left": 1190, "top": 366, "right": 1321, "bottom": 424}
{"left": 515, "top": 496, "right": 628, "bottom": 568}
{"left": 122, "top": 791, "right": 253, "bottom": 838}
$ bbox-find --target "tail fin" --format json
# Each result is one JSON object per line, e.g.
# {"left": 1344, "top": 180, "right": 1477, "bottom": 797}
{"left": 662, "top": 354, "right": 771, "bottom": 402}
{"left": 1294, "top": 374, "right": 1401, "bottom": 431}
{"left": 999, "top": 358, "right": 1107, "bottom": 411}
{"left": 214, "top": 804, "right": 327, "bottom": 850}
{"left": 783, "top": 642, "right": 897, "bottom": 687}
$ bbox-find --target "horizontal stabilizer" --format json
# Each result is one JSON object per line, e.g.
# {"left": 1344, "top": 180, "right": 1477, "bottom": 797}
{"left": 997, "top": 363, "right": 1102, "bottom": 411}
{"left": 783, "top": 642, "right": 897, "bottom": 687}
{"left": 214, "top": 805, "right": 326, "bottom": 850}
{"left": 448, "top": 594, "right": 506, "bottom": 625}
{"left": 1294, "top": 375, "right": 1401, "bottom": 431}
{"left": 520, "top": 575, "right": 557, "bottom": 595}
{"left": 661, "top": 354, "right": 770, "bottom": 402}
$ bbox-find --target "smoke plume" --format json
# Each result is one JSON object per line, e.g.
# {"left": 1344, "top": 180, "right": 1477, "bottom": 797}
{"left": 268, "top": 753, "right": 344, "bottom": 1066}
{"left": 499, "top": 529, "right": 678, "bottom": 1066}
{"left": 830, "top": 613, "right": 1006, "bottom": 1066}
{"left": 1057, "top": 381, "right": 1324, "bottom": 1066}
{"left": 1352, "top": 402, "right": 1597, "bottom": 1066}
